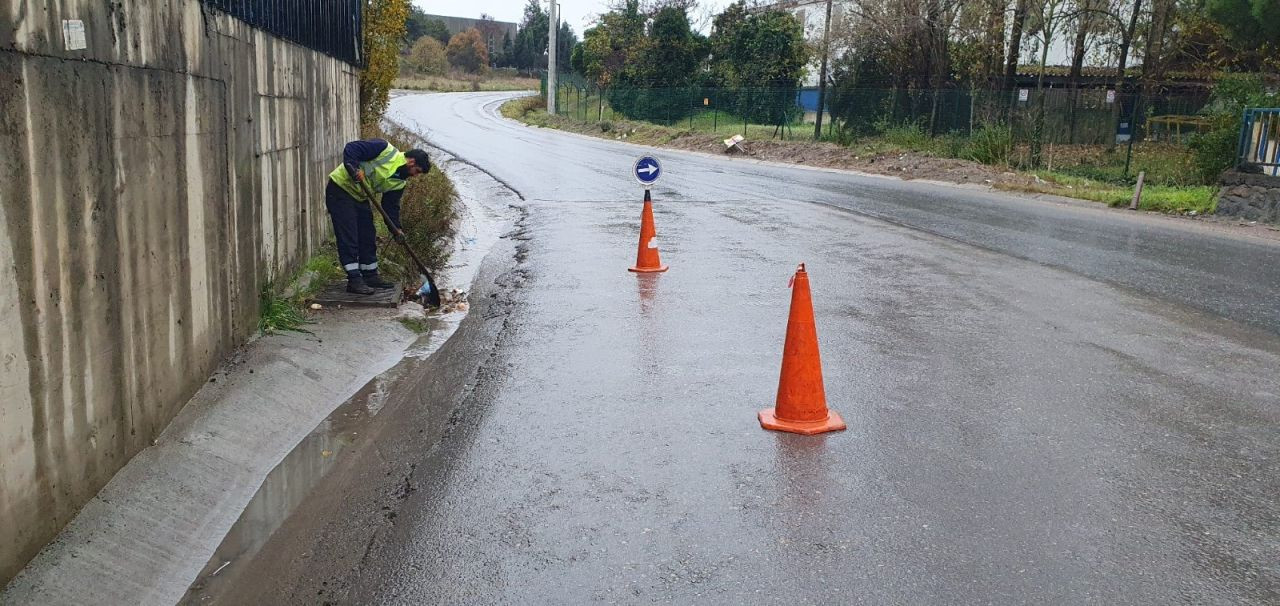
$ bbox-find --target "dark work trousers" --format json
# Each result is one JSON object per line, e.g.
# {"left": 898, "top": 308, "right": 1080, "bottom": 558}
{"left": 325, "top": 180, "right": 378, "bottom": 277}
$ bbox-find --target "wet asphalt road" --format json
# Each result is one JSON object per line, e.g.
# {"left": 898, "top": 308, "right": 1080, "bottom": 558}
{"left": 233, "top": 92, "right": 1280, "bottom": 604}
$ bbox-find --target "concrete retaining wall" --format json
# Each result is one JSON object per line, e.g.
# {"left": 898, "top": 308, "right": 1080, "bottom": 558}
{"left": 1217, "top": 170, "right": 1280, "bottom": 224}
{"left": 0, "top": 1, "right": 359, "bottom": 582}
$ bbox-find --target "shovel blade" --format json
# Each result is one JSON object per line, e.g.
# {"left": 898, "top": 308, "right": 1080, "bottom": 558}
{"left": 416, "top": 274, "right": 442, "bottom": 307}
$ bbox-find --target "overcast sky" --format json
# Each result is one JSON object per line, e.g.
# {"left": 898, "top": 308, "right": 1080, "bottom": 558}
{"left": 415, "top": 0, "right": 736, "bottom": 35}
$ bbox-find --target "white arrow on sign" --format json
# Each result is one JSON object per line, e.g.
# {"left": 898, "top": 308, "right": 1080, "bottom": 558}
{"left": 634, "top": 156, "right": 662, "bottom": 185}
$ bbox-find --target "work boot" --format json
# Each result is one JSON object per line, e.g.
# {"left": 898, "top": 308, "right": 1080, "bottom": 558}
{"left": 346, "top": 274, "right": 376, "bottom": 295}
{"left": 362, "top": 271, "right": 395, "bottom": 289}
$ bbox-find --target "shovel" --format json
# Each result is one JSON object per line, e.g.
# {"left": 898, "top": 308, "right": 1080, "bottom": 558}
{"left": 356, "top": 179, "right": 443, "bottom": 308}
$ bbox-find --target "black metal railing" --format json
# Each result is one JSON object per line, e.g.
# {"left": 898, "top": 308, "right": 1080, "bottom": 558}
{"left": 200, "top": 0, "right": 363, "bottom": 66}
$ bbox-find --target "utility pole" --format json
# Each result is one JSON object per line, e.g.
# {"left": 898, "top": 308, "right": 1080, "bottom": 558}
{"left": 813, "top": 0, "right": 833, "bottom": 140}
{"left": 547, "top": 1, "right": 558, "bottom": 115}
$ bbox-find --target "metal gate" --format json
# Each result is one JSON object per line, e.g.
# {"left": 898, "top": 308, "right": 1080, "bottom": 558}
{"left": 1239, "top": 108, "right": 1280, "bottom": 176}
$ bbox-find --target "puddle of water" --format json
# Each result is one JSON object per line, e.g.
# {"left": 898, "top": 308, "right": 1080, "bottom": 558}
{"left": 179, "top": 357, "right": 411, "bottom": 603}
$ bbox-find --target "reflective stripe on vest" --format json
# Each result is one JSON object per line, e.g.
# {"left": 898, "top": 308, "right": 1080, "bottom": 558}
{"left": 329, "top": 143, "right": 408, "bottom": 200}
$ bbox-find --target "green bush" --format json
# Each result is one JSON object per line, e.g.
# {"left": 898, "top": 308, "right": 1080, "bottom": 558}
{"left": 406, "top": 37, "right": 448, "bottom": 76}
{"left": 259, "top": 283, "right": 310, "bottom": 334}
{"left": 878, "top": 120, "right": 932, "bottom": 150}
{"left": 1188, "top": 114, "right": 1243, "bottom": 184}
{"left": 1187, "top": 74, "right": 1280, "bottom": 184}
{"left": 964, "top": 125, "right": 1013, "bottom": 166}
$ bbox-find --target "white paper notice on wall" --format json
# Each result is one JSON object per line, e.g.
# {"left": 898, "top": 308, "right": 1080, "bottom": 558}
{"left": 62, "top": 20, "right": 87, "bottom": 51}
{"left": 1106, "top": 90, "right": 1116, "bottom": 104}
{"left": 1018, "top": 89, "right": 1029, "bottom": 102}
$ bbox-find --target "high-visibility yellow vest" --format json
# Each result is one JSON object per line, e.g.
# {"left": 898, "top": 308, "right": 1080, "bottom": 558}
{"left": 329, "top": 143, "right": 407, "bottom": 200}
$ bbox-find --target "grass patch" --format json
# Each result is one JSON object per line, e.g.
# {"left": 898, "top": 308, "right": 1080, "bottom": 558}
{"left": 395, "top": 74, "right": 540, "bottom": 93}
{"left": 502, "top": 96, "right": 720, "bottom": 146}
{"left": 259, "top": 282, "right": 311, "bottom": 334}
{"left": 551, "top": 88, "right": 806, "bottom": 140}
{"left": 501, "top": 95, "right": 548, "bottom": 123}
{"left": 996, "top": 172, "right": 1216, "bottom": 214}
{"left": 398, "top": 317, "right": 432, "bottom": 334}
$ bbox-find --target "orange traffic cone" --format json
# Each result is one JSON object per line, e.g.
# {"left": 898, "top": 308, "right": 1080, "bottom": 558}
{"left": 759, "top": 264, "right": 846, "bottom": 435}
{"left": 629, "top": 190, "right": 668, "bottom": 273}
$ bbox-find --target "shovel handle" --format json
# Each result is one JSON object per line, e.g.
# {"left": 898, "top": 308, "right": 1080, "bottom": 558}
{"left": 357, "top": 180, "right": 442, "bottom": 307}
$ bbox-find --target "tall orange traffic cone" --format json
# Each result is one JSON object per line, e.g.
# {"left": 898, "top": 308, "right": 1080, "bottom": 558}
{"left": 629, "top": 190, "right": 668, "bottom": 273}
{"left": 759, "top": 264, "right": 846, "bottom": 435}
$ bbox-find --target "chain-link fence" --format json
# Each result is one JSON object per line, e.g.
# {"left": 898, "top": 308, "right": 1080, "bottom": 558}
{"left": 545, "top": 75, "right": 1212, "bottom": 147}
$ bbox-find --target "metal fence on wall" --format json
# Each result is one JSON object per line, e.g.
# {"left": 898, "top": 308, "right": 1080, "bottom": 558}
{"left": 200, "top": 0, "right": 363, "bottom": 65}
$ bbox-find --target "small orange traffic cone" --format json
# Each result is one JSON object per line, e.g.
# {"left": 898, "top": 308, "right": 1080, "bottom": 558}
{"left": 759, "top": 264, "right": 846, "bottom": 435}
{"left": 629, "top": 190, "right": 668, "bottom": 273}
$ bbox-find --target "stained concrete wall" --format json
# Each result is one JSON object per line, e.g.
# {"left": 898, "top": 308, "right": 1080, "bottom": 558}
{"left": 0, "top": 1, "right": 359, "bottom": 582}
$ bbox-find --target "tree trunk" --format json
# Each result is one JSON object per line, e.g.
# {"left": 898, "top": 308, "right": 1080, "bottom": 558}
{"left": 1003, "top": 0, "right": 1029, "bottom": 122}
{"left": 926, "top": 0, "right": 948, "bottom": 134}
{"left": 1067, "top": 0, "right": 1093, "bottom": 144}
{"left": 985, "top": 0, "right": 1007, "bottom": 85}
{"left": 1110, "top": 0, "right": 1143, "bottom": 151}
{"left": 1031, "top": 33, "right": 1052, "bottom": 167}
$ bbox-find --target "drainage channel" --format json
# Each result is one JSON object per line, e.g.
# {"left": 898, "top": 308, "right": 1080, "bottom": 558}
{"left": 179, "top": 317, "right": 442, "bottom": 604}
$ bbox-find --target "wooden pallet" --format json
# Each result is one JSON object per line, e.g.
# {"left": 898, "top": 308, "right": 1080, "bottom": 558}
{"left": 312, "top": 281, "right": 401, "bottom": 308}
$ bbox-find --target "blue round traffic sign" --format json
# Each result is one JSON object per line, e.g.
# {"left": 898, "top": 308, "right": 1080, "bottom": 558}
{"left": 634, "top": 156, "right": 662, "bottom": 185}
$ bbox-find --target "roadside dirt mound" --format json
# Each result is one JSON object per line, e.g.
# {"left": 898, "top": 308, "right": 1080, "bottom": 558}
{"left": 663, "top": 133, "right": 1036, "bottom": 189}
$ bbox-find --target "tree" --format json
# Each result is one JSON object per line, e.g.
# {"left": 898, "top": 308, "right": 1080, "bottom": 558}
{"left": 407, "top": 36, "right": 448, "bottom": 76}
{"left": 514, "top": 0, "right": 550, "bottom": 70}
{"left": 447, "top": 29, "right": 490, "bottom": 74}
{"left": 578, "top": 0, "right": 646, "bottom": 88}
{"left": 361, "top": 0, "right": 410, "bottom": 126}
{"left": 557, "top": 22, "right": 580, "bottom": 74}
{"left": 707, "top": 2, "right": 809, "bottom": 126}
{"left": 497, "top": 31, "right": 515, "bottom": 68}
{"left": 1207, "top": 0, "right": 1280, "bottom": 50}
{"left": 1203, "top": 0, "right": 1280, "bottom": 71}
{"left": 610, "top": 6, "right": 704, "bottom": 122}
{"left": 1004, "top": 0, "right": 1030, "bottom": 96}
{"left": 1066, "top": 0, "right": 1101, "bottom": 142}
{"left": 405, "top": 7, "right": 450, "bottom": 46}
{"left": 1026, "top": 0, "right": 1069, "bottom": 166}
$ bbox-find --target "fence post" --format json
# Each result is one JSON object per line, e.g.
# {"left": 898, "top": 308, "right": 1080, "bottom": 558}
{"left": 1129, "top": 171, "right": 1145, "bottom": 210}
{"left": 1236, "top": 107, "right": 1251, "bottom": 168}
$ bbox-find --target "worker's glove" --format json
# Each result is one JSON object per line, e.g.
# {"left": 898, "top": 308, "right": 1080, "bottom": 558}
{"left": 392, "top": 230, "right": 406, "bottom": 244}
